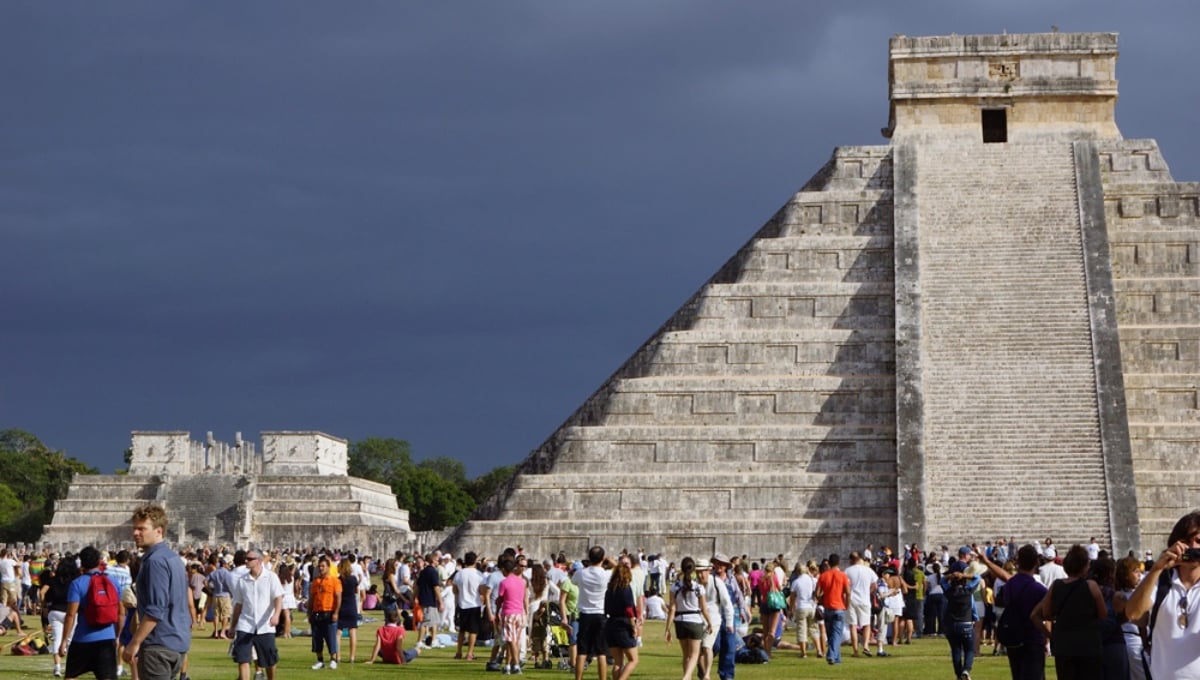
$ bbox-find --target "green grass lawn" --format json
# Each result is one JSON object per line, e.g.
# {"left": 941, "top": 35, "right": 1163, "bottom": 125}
{"left": 0, "top": 618, "right": 1053, "bottom": 680}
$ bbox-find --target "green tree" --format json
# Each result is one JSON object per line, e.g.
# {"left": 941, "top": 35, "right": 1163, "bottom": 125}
{"left": 466, "top": 464, "right": 517, "bottom": 504}
{"left": 416, "top": 456, "right": 467, "bottom": 487}
{"left": 400, "top": 467, "right": 476, "bottom": 531}
{"left": 0, "top": 429, "right": 96, "bottom": 543}
{"left": 0, "top": 484, "right": 23, "bottom": 527}
{"left": 348, "top": 437, "right": 524, "bottom": 532}
{"left": 348, "top": 438, "right": 413, "bottom": 482}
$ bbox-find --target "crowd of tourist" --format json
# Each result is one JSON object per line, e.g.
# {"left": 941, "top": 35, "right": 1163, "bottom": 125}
{"left": 2, "top": 507, "right": 1199, "bottom": 680}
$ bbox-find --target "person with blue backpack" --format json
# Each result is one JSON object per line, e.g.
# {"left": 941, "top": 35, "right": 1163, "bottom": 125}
{"left": 60, "top": 546, "right": 120, "bottom": 680}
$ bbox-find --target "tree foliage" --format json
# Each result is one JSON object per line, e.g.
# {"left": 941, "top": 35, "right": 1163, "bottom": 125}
{"left": 0, "top": 429, "right": 97, "bottom": 543}
{"left": 348, "top": 438, "right": 516, "bottom": 532}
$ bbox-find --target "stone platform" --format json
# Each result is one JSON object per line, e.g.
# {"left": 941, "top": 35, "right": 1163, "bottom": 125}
{"left": 42, "top": 431, "right": 412, "bottom": 555}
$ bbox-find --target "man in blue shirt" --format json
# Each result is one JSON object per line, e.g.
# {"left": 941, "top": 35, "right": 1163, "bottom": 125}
{"left": 60, "top": 546, "right": 119, "bottom": 680}
{"left": 123, "top": 505, "right": 192, "bottom": 680}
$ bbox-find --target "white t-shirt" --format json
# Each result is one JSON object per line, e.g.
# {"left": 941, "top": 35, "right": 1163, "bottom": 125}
{"left": 483, "top": 570, "right": 504, "bottom": 609}
{"left": 671, "top": 579, "right": 705, "bottom": 623}
{"left": 845, "top": 563, "right": 876, "bottom": 607}
{"left": 645, "top": 594, "right": 666, "bottom": 620}
{"left": 547, "top": 566, "right": 568, "bottom": 585}
{"left": 572, "top": 566, "right": 611, "bottom": 615}
{"left": 351, "top": 562, "right": 367, "bottom": 591}
{"left": 452, "top": 567, "right": 484, "bottom": 609}
{"left": 529, "top": 581, "right": 560, "bottom": 617}
{"left": 1087, "top": 542, "right": 1101, "bottom": 561}
{"left": 0, "top": 558, "right": 16, "bottom": 583}
{"left": 1037, "top": 562, "right": 1067, "bottom": 587}
{"left": 790, "top": 573, "right": 816, "bottom": 607}
{"left": 1149, "top": 571, "right": 1200, "bottom": 680}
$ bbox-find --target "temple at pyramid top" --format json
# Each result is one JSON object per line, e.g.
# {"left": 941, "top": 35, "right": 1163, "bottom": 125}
{"left": 438, "top": 32, "right": 1198, "bottom": 562}
{"left": 885, "top": 32, "right": 1120, "bottom": 141}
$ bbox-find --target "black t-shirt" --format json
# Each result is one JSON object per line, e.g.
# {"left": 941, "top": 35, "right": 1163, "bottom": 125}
{"left": 416, "top": 565, "right": 441, "bottom": 607}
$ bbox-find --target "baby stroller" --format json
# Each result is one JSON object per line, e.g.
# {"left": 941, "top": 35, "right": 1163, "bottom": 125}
{"left": 549, "top": 623, "right": 572, "bottom": 670}
{"left": 531, "top": 601, "right": 572, "bottom": 670}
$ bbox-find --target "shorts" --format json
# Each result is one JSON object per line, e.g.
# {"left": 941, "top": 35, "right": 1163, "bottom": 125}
{"left": 674, "top": 620, "right": 707, "bottom": 640}
{"left": 605, "top": 618, "right": 637, "bottom": 650}
{"left": 213, "top": 595, "right": 233, "bottom": 620}
{"left": 459, "top": 607, "right": 483, "bottom": 635}
{"left": 1, "top": 582, "right": 19, "bottom": 607}
{"left": 137, "top": 644, "right": 183, "bottom": 680}
{"left": 65, "top": 639, "right": 118, "bottom": 680}
{"left": 501, "top": 614, "right": 526, "bottom": 645}
{"left": 577, "top": 613, "right": 607, "bottom": 656}
{"left": 233, "top": 631, "right": 280, "bottom": 668}
{"left": 420, "top": 608, "right": 441, "bottom": 629}
{"left": 878, "top": 608, "right": 897, "bottom": 629}
{"left": 847, "top": 602, "right": 871, "bottom": 628}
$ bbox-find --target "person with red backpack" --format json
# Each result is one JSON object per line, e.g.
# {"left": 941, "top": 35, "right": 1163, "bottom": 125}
{"left": 59, "top": 546, "right": 120, "bottom": 680}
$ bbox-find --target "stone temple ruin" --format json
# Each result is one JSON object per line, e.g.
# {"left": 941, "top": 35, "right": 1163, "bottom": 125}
{"left": 42, "top": 431, "right": 412, "bottom": 555}
{"left": 443, "top": 32, "right": 1200, "bottom": 560}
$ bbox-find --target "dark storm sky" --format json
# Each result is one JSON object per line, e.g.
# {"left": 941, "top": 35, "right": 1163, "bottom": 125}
{"left": 4, "top": 2, "right": 1198, "bottom": 475}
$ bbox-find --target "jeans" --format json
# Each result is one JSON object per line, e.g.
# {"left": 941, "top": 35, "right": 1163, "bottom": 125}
{"left": 926, "top": 593, "right": 946, "bottom": 635}
{"left": 825, "top": 609, "right": 846, "bottom": 664}
{"left": 947, "top": 621, "right": 975, "bottom": 677}
{"left": 1006, "top": 642, "right": 1046, "bottom": 680}
{"left": 310, "top": 616, "right": 339, "bottom": 659}
{"left": 714, "top": 625, "right": 738, "bottom": 680}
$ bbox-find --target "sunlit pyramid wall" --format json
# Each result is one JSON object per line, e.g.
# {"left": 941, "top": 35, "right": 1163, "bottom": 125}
{"left": 444, "top": 32, "right": 1199, "bottom": 560}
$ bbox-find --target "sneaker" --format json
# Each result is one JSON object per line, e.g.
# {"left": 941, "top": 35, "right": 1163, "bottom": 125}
{"left": 876, "top": 650, "right": 891, "bottom": 657}
{"left": 255, "top": 671, "right": 265, "bottom": 680}
{"left": 503, "top": 667, "right": 511, "bottom": 675}
{"left": 311, "top": 662, "right": 324, "bottom": 670}
{"left": 486, "top": 660, "right": 503, "bottom": 672}
{"left": 329, "top": 660, "right": 338, "bottom": 670}
{"left": 117, "top": 668, "right": 127, "bottom": 678}
{"left": 960, "top": 673, "right": 970, "bottom": 680}
{"left": 54, "top": 668, "right": 62, "bottom": 678}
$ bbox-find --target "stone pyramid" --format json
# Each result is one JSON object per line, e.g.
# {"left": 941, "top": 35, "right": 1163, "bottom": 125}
{"left": 444, "top": 32, "right": 1200, "bottom": 560}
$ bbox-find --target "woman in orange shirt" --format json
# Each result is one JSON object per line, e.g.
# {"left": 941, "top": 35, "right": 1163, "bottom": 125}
{"left": 308, "top": 557, "right": 342, "bottom": 670}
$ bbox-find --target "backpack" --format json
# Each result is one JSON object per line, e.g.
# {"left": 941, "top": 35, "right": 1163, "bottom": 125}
{"left": 1140, "top": 569, "right": 1174, "bottom": 680}
{"left": 995, "top": 579, "right": 1033, "bottom": 648}
{"left": 84, "top": 572, "right": 120, "bottom": 627}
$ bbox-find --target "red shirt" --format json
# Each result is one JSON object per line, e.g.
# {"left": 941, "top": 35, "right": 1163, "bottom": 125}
{"left": 376, "top": 624, "right": 406, "bottom": 664}
{"left": 816, "top": 568, "right": 850, "bottom": 610}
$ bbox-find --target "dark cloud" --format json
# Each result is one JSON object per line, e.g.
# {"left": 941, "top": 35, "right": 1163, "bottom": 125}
{"left": 3, "top": 2, "right": 1197, "bottom": 474}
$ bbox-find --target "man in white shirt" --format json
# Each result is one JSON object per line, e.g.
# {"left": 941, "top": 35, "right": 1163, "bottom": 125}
{"left": 1086, "top": 538, "right": 1101, "bottom": 561}
{"left": 1037, "top": 555, "right": 1067, "bottom": 587}
{"left": 452, "top": 552, "right": 484, "bottom": 661}
{"left": 572, "top": 546, "right": 611, "bottom": 680}
{"left": 0, "top": 549, "right": 19, "bottom": 609}
{"left": 1126, "top": 511, "right": 1200, "bottom": 680}
{"left": 843, "top": 552, "right": 876, "bottom": 656}
{"left": 230, "top": 550, "right": 283, "bottom": 680}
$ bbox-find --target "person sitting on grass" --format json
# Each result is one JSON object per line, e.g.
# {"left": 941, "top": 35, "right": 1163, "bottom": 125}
{"left": 0, "top": 598, "right": 24, "bottom": 636}
{"left": 365, "top": 607, "right": 419, "bottom": 665}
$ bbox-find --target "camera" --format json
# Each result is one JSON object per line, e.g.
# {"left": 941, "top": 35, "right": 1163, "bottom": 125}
{"left": 1182, "top": 548, "right": 1200, "bottom": 562}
